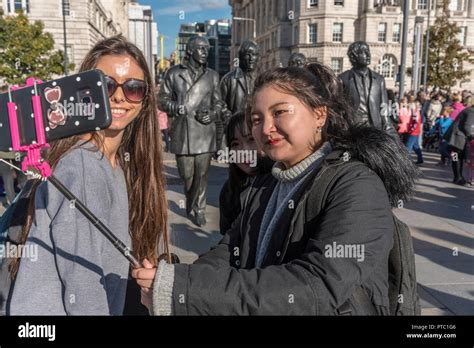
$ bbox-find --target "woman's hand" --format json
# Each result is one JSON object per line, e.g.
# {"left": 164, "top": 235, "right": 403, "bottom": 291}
{"left": 132, "top": 259, "right": 157, "bottom": 311}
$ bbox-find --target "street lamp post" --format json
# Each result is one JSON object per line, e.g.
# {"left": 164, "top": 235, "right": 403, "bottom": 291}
{"left": 413, "top": 16, "right": 424, "bottom": 93}
{"left": 62, "top": 0, "right": 70, "bottom": 76}
{"left": 399, "top": 0, "right": 410, "bottom": 98}
{"left": 233, "top": 17, "right": 256, "bottom": 39}
{"left": 422, "top": 0, "right": 431, "bottom": 92}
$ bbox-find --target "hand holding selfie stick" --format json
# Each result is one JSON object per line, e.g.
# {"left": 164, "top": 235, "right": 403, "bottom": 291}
{"left": 7, "top": 77, "right": 142, "bottom": 268}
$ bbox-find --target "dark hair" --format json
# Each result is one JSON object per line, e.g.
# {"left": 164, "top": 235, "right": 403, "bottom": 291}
{"left": 225, "top": 112, "right": 251, "bottom": 191}
{"left": 238, "top": 40, "right": 259, "bottom": 59}
{"left": 348, "top": 41, "right": 370, "bottom": 56}
{"left": 247, "top": 63, "right": 356, "bottom": 147}
{"left": 223, "top": 112, "right": 273, "bottom": 219}
{"left": 246, "top": 62, "right": 420, "bottom": 207}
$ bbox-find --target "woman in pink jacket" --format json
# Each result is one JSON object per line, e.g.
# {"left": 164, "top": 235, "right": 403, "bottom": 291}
{"left": 398, "top": 96, "right": 411, "bottom": 143}
{"left": 450, "top": 93, "right": 465, "bottom": 121}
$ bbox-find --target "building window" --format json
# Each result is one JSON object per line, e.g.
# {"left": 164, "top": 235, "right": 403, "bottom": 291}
{"left": 393, "top": 23, "right": 401, "bottom": 42}
{"left": 14, "top": 0, "right": 22, "bottom": 12}
{"left": 378, "top": 22, "right": 387, "bottom": 42}
{"left": 378, "top": 54, "right": 397, "bottom": 78}
{"left": 375, "top": 0, "right": 400, "bottom": 5}
{"left": 449, "top": 0, "right": 459, "bottom": 11}
{"left": 457, "top": 26, "right": 467, "bottom": 45}
{"left": 6, "top": 0, "right": 29, "bottom": 13}
{"left": 331, "top": 58, "right": 343, "bottom": 74}
{"left": 309, "top": 0, "right": 318, "bottom": 8}
{"left": 308, "top": 23, "right": 317, "bottom": 44}
{"left": 334, "top": 0, "right": 344, "bottom": 6}
{"left": 417, "top": 0, "right": 428, "bottom": 10}
{"left": 332, "top": 23, "right": 343, "bottom": 43}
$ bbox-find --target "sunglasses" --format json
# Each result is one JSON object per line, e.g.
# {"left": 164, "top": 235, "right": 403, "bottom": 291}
{"left": 105, "top": 75, "right": 147, "bottom": 103}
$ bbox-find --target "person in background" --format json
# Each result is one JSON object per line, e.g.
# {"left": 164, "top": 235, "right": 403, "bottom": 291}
{"left": 444, "top": 106, "right": 474, "bottom": 185}
{"left": 156, "top": 84, "right": 170, "bottom": 152}
{"left": 461, "top": 90, "right": 471, "bottom": 103}
{"left": 416, "top": 92, "right": 429, "bottom": 149}
{"left": 463, "top": 95, "right": 473, "bottom": 109}
{"left": 405, "top": 99, "right": 424, "bottom": 164}
{"left": 450, "top": 93, "right": 465, "bottom": 122}
{"left": 387, "top": 89, "right": 399, "bottom": 127}
{"left": 427, "top": 94, "right": 442, "bottom": 128}
{"left": 417, "top": 91, "right": 429, "bottom": 123}
{"left": 218, "top": 112, "right": 273, "bottom": 234}
{"left": 429, "top": 106, "right": 453, "bottom": 166}
{"left": 397, "top": 96, "right": 411, "bottom": 143}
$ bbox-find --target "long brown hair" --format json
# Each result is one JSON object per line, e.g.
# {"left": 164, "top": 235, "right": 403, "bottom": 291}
{"left": 10, "top": 35, "right": 170, "bottom": 278}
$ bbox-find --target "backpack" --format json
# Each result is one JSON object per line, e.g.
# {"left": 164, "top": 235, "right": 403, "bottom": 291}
{"left": 305, "top": 154, "right": 421, "bottom": 316}
{"left": 0, "top": 181, "right": 34, "bottom": 315}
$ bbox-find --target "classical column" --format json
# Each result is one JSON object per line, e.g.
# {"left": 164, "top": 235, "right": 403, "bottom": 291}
{"left": 367, "top": 0, "right": 375, "bottom": 12}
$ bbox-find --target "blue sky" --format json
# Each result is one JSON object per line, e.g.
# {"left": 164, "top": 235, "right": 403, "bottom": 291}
{"left": 138, "top": 0, "right": 232, "bottom": 57}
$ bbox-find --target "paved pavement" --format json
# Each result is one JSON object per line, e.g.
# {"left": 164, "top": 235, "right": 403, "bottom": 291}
{"left": 1, "top": 149, "right": 472, "bottom": 315}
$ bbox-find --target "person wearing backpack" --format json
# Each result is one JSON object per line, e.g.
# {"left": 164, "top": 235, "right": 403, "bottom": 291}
{"left": 133, "top": 63, "right": 421, "bottom": 316}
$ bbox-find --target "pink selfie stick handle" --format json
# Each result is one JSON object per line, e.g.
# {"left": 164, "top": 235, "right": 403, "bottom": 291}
{"left": 32, "top": 94, "right": 47, "bottom": 145}
{"left": 9, "top": 77, "right": 51, "bottom": 178}
{"left": 7, "top": 101, "right": 21, "bottom": 151}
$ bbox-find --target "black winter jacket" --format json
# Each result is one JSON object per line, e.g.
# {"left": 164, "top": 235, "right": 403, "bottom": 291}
{"left": 170, "top": 127, "right": 418, "bottom": 315}
{"left": 444, "top": 106, "right": 474, "bottom": 151}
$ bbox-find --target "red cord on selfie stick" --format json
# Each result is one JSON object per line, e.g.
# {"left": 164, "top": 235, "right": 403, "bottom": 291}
{"left": 7, "top": 77, "right": 142, "bottom": 268}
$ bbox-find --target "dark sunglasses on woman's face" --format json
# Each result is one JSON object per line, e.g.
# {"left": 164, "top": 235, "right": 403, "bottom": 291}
{"left": 105, "top": 75, "right": 147, "bottom": 103}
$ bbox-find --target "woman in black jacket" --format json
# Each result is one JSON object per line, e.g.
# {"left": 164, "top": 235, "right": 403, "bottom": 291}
{"left": 444, "top": 106, "right": 474, "bottom": 185}
{"left": 133, "top": 63, "right": 419, "bottom": 315}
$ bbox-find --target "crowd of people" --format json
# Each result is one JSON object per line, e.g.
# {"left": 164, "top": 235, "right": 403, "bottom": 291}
{"left": 389, "top": 89, "right": 474, "bottom": 185}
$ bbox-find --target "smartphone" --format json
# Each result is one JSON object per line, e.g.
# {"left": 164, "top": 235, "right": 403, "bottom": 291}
{"left": 0, "top": 69, "right": 112, "bottom": 152}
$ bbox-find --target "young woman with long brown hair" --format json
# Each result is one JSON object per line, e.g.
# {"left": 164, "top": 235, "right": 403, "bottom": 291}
{"left": 8, "top": 35, "right": 169, "bottom": 315}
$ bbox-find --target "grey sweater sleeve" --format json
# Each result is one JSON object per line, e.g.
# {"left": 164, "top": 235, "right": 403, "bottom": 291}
{"left": 152, "top": 260, "right": 175, "bottom": 315}
{"left": 9, "top": 147, "right": 130, "bottom": 315}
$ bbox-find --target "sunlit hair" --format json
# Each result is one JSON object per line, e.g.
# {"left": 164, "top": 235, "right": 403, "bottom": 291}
{"left": 10, "top": 35, "right": 170, "bottom": 278}
{"left": 246, "top": 62, "right": 420, "bottom": 207}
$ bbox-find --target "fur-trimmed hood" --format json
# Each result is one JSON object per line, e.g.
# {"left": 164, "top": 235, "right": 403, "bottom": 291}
{"left": 333, "top": 126, "right": 421, "bottom": 207}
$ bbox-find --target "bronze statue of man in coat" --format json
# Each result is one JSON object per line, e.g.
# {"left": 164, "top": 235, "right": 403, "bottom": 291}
{"left": 159, "top": 36, "right": 224, "bottom": 226}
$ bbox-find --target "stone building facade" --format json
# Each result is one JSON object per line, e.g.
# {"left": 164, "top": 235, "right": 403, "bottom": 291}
{"left": 229, "top": 0, "right": 474, "bottom": 92}
{"left": 2, "top": 0, "right": 131, "bottom": 72}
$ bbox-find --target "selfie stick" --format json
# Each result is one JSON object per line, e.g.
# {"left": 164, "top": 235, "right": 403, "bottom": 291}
{"left": 7, "top": 77, "right": 142, "bottom": 268}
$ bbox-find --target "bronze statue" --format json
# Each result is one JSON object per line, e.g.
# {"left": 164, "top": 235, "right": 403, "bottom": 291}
{"left": 220, "top": 40, "right": 260, "bottom": 120}
{"left": 159, "top": 36, "right": 224, "bottom": 226}
{"left": 288, "top": 53, "right": 307, "bottom": 68}
{"left": 339, "top": 42, "right": 396, "bottom": 136}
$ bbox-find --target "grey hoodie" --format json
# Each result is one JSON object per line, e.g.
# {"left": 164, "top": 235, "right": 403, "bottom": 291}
{"left": 9, "top": 141, "right": 130, "bottom": 315}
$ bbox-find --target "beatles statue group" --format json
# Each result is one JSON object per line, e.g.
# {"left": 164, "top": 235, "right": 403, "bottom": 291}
{"left": 159, "top": 36, "right": 393, "bottom": 227}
